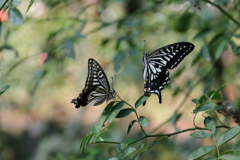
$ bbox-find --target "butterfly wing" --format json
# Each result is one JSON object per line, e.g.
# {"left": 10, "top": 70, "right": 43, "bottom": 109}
{"left": 71, "top": 59, "right": 113, "bottom": 107}
{"left": 87, "top": 58, "right": 112, "bottom": 106}
{"left": 143, "top": 42, "right": 195, "bottom": 104}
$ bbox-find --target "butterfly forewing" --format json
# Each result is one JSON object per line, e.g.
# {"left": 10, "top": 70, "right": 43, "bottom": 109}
{"left": 147, "top": 42, "right": 195, "bottom": 69}
{"left": 143, "top": 42, "right": 195, "bottom": 105}
{"left": 71, "top": 59, "right": 115, "bottom": 108}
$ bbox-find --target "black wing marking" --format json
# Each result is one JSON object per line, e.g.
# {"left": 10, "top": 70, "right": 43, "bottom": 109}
{"left": 71, "top": 59, "right": 115, "bottom": 108}
{"left": 142, "top": 42, "right": 195, "bottom": 105}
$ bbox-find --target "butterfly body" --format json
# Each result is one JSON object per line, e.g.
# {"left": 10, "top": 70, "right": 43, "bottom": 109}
{"left": 142, "top": 42, "right": 195, "bottom": 105}
{"left": 71, "top": 59, "right": 116, "bottom": 108}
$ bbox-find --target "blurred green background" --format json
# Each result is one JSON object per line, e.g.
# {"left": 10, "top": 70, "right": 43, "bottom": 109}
{"left": 0, "top": 0, "right": 239, "bottom": 159}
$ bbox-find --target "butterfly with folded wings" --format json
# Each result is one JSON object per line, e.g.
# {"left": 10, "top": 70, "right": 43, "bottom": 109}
{"left": 71, "top": 58, "right": 116, "bottom": 108}
{"left": 142, "top": 42, "right": 195, "bottom": 105}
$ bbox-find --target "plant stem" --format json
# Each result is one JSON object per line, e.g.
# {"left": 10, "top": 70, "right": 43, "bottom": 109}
{"left": 128, "top": 126, "right": 229, "bottom": 146}
{"left": 212, "top": 134, "right": 220, "bottom": 159}
{"left": 94, "top": 141, "right": 120, "bottom": 145}
{"left": 124, "top": 101, "right": 148, "bottom": 136}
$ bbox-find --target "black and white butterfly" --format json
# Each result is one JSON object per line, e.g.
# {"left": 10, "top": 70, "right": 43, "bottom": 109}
{"left": 71, "top": 58, "right": 116, "bottom": 108}
{"left": 142, "top": 42, "right": 195, "bottom": 105}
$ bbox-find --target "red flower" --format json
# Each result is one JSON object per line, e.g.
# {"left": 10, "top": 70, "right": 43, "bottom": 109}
{"left": 38, "top": 52, "right": 48, "bottom": 65}
{"left": 0, "top": 9, "right": 8, "bottom": 22}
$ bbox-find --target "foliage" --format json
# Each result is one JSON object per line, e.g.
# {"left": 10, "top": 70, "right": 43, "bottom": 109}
{"left": 0, "top": 0, "right": 240, "bottom": 160}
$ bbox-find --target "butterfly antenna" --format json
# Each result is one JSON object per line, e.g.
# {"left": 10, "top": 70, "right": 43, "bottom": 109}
{"left": 111, "top": 75, "right": 123, "bottom": 101}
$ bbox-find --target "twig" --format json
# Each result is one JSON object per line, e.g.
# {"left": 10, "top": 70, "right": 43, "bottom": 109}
{"left": 203, "top": 0, "right": 240, "bottom": 26}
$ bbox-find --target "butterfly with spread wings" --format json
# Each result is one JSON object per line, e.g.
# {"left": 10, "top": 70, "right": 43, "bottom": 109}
{"left": 142, "top": 42, "right": 195, "bottom": 105}
{"left": 71, "top": 58, "right": 116, "bottom": 108}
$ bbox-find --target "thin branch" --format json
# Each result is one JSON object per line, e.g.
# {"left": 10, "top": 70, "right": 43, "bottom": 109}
{"left": 94, "top": 141, "right": 120, "bottom": 145}
{"left": 0, "top": 0, "right": 8, "bottom": 11}
{"left": 203, "top": 0, "right": 240, "bottom": 26}
{"left": 128, "top": 125, "right": 229, "bottom": 146}
{"left": 124, "top": 101, "right": 148, "bottom": 136}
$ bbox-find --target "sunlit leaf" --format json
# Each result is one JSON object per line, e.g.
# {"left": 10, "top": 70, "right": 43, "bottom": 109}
{"left": 188, "top": 145, "right": 215, "bottom": 160}
{"left": 26, "top": 0, "right": 35, "bottom": 13}
{"left": 138, "top": 116, "right": 149, "bottom": 127}
{"left": 135, "top": 95, "right": 150, "bottom": 108}
{"left": 190, "top": 131, "right": 211, "bottom": 138}
{"left": 0, "top": 85, "right": 10, "bottom": 95}
{"left": 8, "top": 8, "right": 24, "bottom": 25}
{"left": 107, "top": 101, "right": 124, "bottom": 123}
{"left": 116, "top": 108, "right": 134, "bottom": 118}
{"left": 220, "top": 150, "right": 240, "bottom": 160}
{"left": 127, "top": 120, "right": 137, "bottom": 134}
{"left": 80, "top": 133, "right": 93, "bottom": 153}
{"left": 217, "top": 126, "right": 240, "bottom": 146}
{"left": 204, "top": 117, "right": 216, "bottom": 134}
{"left": 94, "top": 102, "right": 115, "bottom": 133}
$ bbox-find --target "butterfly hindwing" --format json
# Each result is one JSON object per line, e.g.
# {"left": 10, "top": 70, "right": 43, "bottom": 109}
{"left": 143, "top": 42, "right": 195, "bottom": 105}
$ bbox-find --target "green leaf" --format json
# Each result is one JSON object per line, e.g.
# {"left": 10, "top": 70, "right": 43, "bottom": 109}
{"left": 63, "top": 40, "right": 75, "bottom": 59}
{"left": 201, "top": 46, "right": 211, "bottom": 61}
{"left": 193, "top": 27, "right": 212, "bottom": 40}
{"left": 204, "top": 117, "right": 216, "bottom": 134}
{"left": 26, "top": 0, "right": 35, "bottom": 13}
{"left": 214, "top": 40, "right": 227, "bottom": 59}
{"left": 220, "top": 150, "right": 240, "bottom": 160}
{"left": 116, "top": 108, "right": 134, "bottom": 118}
{"left": 0, "top": 85, "right": 10, "bottom": 95}
{"left": 94, "top": 102, "right": 115, "bottom": 133}
{"left": 8, "top": 8, "right": 24, "bottom": 25}
{"left": 107, "top": 101, "right": 124, "bottom": 123}
{"left": 135, "top": 95, "right": 150, "bottom": 108}
{"left": 121, "top": 147, "right": 136, "bottom": 159}
{"left": 217, "top": 126, "right": 240, "bottom": 146}
{"left": 138, "top": 116, "right": 149, "bottom": 127}
{"left": 192, "top": 98, "right": 200, "bottom": 104}
{"left": 9, "top": 0, "right": 21, "bottom": 7}
{"left": 199, "top": 102, "right": 216, "bottom": 112}
{"left": 80, "top": 133, "right": 93, "bottom": 153}
{"left": 206, "top": 90, "right": 222, "bottom": 101}
{"left": 190, "top": 131, "right": 211, "bottom": 138}
{"left": 188, "top": 145, "right": 215, "bottom": 160}
{"left": 127, "top": 120, "right": 137, "bottom": 134}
